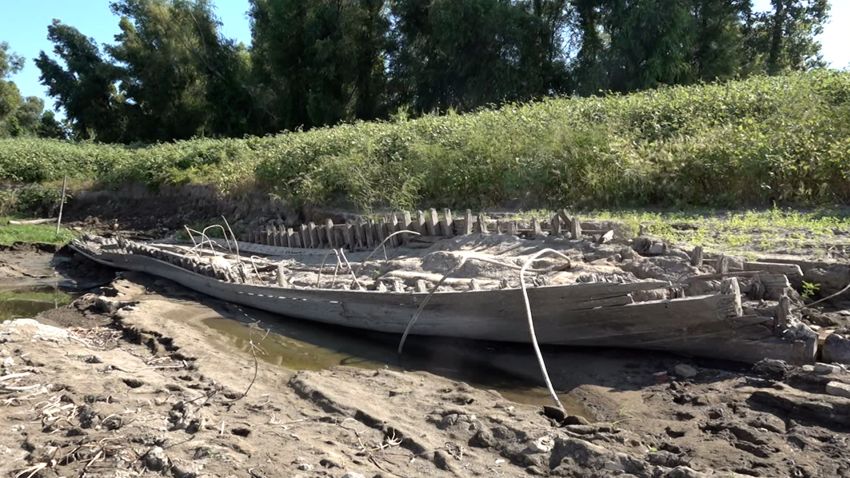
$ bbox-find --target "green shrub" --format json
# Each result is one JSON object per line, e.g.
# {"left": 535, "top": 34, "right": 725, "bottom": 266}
{"left": 1, "top": 70, "right": 849, "bottom": 211}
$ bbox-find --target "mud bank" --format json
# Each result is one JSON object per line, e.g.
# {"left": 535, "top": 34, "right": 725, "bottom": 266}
{"left": 2, "top": 262, "right": 850, "bottom": 477}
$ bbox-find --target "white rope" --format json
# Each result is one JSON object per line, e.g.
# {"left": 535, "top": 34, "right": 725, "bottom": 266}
{"left": 519, "top": 248, "right": 572, "bottom": 413}
{"left": 396, "top": 249, "right": 571, "bottom": 412}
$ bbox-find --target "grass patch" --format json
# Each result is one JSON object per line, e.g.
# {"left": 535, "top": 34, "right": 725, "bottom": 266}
{"left": 588, "top": 208, "right": 850, "bottom": 257}
{"left": 0, "top": 289, "right": 72, "bottom": 305}
{"left": 0, "top": 218, "right": 77, "bottom": 246}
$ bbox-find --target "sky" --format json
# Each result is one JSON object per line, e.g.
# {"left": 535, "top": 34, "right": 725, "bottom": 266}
{"left": 1, "top": 0, "right": 848, "bottom": 111}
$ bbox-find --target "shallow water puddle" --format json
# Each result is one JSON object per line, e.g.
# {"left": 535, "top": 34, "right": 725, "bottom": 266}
{"left": 203, "top": 313, "right": 589, "bottom": 415}
{"left": 0, "top": 286, "right": 73, "bottom": 322}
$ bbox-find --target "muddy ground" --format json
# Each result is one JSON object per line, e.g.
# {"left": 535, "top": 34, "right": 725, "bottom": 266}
{"left": 2, "top": 245, "right": 850, "bottom": 477}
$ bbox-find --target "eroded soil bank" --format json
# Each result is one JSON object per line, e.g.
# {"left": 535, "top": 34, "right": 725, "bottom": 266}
{"left": 2, "top": 248, "right": 850, "bottom": 477}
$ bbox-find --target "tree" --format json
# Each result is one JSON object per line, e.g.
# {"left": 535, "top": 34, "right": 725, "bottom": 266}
{"left": 603, "top": 0, "right": 696, "bottom": 92}
{"left": 250, "top": 0, "right": 390, "bottom": 130}
{"left": 108, "top": 0, "right": 250, "bottom": 141}
{"left": 389, "top": 0, "right": 569, "bottom": 114}
{"left": 691, "top": 0, "right": 750, "bottom": 82}
{"left": 0, "top": 42, "right": 25, "bottom": 128}
{"left": 35, "top": 20, "right": 127, "bottom": 141}
{"left": 37, "top": 111, "right": 68, "bottom": 139}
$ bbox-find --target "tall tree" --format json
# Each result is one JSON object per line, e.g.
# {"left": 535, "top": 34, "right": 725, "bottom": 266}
{"left": 604, "top": 0, "right": 696, "bottom": 92}
{"left": 35, "top": 21, "right": 127, "bottom": 141}
{"left": 0, "top": 42, "right": 25, "bottom": 134}
{"left": 107, "top": 0, "right": 230, "bottom": 141}
{"left": 250, "top": 0, "right": 389, "bottom": 130}
{"left": 389, "top": 0, "right": 569, "bottom": 113}
{"left": 691, "top": 0, "right": 750, "bottom": 81}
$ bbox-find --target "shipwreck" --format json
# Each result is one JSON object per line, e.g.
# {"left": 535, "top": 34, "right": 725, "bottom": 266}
{"left": 70, "top": 209, "right": 824, "bottom": 367}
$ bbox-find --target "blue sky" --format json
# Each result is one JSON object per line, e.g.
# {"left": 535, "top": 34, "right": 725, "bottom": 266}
{"left": 2, "top": 0, "right": 848, "bottom": 111}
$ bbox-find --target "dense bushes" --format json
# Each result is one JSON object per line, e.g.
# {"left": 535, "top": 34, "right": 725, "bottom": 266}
{"left": 1, "top": 71, "right": 849, "bottom": 210}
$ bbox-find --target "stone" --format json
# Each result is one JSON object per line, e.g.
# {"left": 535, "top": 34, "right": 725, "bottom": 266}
{"left": 825, "top": 381, "right": 850, "bottom": 399}
{"left": 341, "top": 473, "right": 365, "bottom": 478}
{"left": 563, "top": 415, "right": 590, "bottom": 426}
{"left": 468, "top": 429, "right": 496, "bottom": 448}
{"left": 814, "top": 362, "right": 842, "bottom": 374}
{"left": 663, "top": 466, "right": 707, "bottom": 478}
{"left": 525, "top": 435, "right": 555, "bottom": 454}
{"left": 143, "top": 446, "right": 168, "bottom": 471}
{"left": 822, "top": 334, "right": 850, "bottom": 364}
{"left": 752, "top": 358, "right": 790, "bottom": 379}
{"left": 673, "top": 364, "right": 698, "bottom": 378}
{"left": 542, "top": 405, "right": 566, "bottom": 422}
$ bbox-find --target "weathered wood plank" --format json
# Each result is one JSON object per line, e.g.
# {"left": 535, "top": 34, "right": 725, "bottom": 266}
{"left": 477, "top": 212, "right": 488, "bottom": 234}
{"left": 464, "top": 209, "right": 474, "bottom": 235}
{"left": 442, "top": 208, "right": 454, "bottom": 237}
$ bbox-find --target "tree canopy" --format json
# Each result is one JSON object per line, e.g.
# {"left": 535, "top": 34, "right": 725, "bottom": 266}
{"left": 12, "top": 0, "right": 832, "bottom": 143}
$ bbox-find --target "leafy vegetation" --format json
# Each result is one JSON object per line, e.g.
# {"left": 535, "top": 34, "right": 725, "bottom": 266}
{"left": 1, "top": 71, "right": 849, "bottom": 212}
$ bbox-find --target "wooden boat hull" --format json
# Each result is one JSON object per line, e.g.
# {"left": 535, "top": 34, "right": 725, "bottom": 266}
{"left": 72, "top": 245, "right": 816, "bottom": 364}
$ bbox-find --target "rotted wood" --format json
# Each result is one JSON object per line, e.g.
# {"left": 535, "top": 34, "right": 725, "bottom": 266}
{"left": 464, "top": 210, "right": 474, "bottom": 235}
{"left": 720, "top": 277, "right": 743, "bottom": 316}
{"left": 690, "top": 246, "right": 704, "bottom": 267}
{"left": 325, "top": 219, "right": 335, "bottom": 248}
{"left": 365, "top": 219, "right": 375, "bottom": 248}
{"left": 402, "top": 211, "right": 413, "bottom": 243}
{"left": 442, "top": 208, "right": 454, "bottom": 237}
{"left": 343, "top": 224, "right": 355, "bottom": 251}
{"left": 568, "top": 216, "right": 582, "bottom": 239}
{"left": 477, "top": 212, "right": 488, "bottom": 234}
{"left": 310, "top": 222, "right": 321, "bottom": 248}
{"left": 426, "top": 208, "right": 438, "bottom": 236}
{"left": 352, "top": 222, "right": 364, "bottom": 250}
{"left": 416, "top": 211, "right": 426, "bottom": 235}
{"left": 715, "top": 254, "right": 730, "bottom": 274}
{"left": 300, "top": 224, "right": 310, "bottom": 248}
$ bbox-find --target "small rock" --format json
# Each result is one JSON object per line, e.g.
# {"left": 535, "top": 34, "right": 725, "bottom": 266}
{"left": 673, "top": 364, "right": 698, "bottom": 379}
{"left": 143, "top": 446, "right": 168, "bottom": 471}
{"left": 563, "top": 415, "right": 590, "bottom": 426}
{"left": 825, "top": 381, "right": 850, "bottom": 399}
{"left": 297, "top": 463, "right": 313, "bottom": 471}
{"left": 525, "top": 435, "right": 555, "bottom": 454}
{"left": 814, "top": 362, "right": 842, "bottom": 374}
{"left": 823, "top": 333, "right": 850, "bottom": 364}
{"left": 802, "top": 364, "right": 815, "bottom": 372}
{"left": 752, "top": 358, "right": 791, "bottom": 379}
{"left": 542, "top": 405, "right": 566, "bottom": 422}
{"left": 340, "top": 473, "right": 365, "bottom": 478}
{"left": 664, "top": 466, "right": 707, "bottom": 478}
{"left": 468, "top": 429, "right": 496, "bottom": 448}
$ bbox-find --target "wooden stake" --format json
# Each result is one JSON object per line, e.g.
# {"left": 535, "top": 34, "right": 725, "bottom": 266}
{"left": 56, "top": 175, "right": 67, "bottom": 235}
